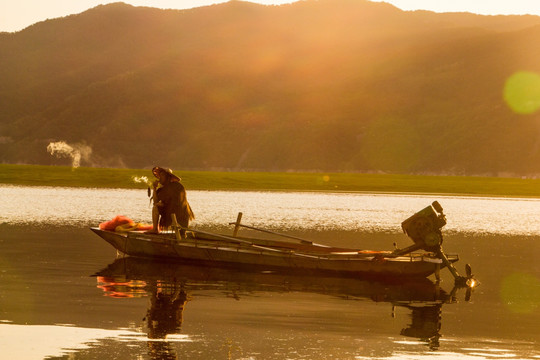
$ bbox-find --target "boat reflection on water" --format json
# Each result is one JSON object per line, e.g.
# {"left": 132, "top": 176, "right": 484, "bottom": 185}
{"left": 96, "top": 263, "right": 189, "bottom": 360}
{"left": 94, "top": 257, "right": 465, "bottom": 356}
{"left": 143, "top": 284, "right": 188, "bottom": 359}
{"left": 397, "top": 303, "right": 442, "bottom": 350}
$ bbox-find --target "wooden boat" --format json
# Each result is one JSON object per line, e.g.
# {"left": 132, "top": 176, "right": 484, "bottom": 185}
{"left": 91, "top": 201, "right": 473, "bottom": 283}
{"left": 91, "top": 226, "right": 456, "bottom": 279}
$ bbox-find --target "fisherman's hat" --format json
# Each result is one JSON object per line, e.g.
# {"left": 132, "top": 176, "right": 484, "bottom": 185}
{"left": 152, "top": 166, "right": 181, "bottom": 181}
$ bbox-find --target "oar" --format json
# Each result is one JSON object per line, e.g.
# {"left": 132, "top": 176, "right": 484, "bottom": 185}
{"left": 228, "top": 223, "right": 315, "bottom": 245}
{"left": 171, "top": 215, "right": 319, "bottom": 258}
{"left": 228, "top": 212, "right": 314, "bottom": 245}
{"left": 187, "top": 227, "right": 319, "bottom": 259}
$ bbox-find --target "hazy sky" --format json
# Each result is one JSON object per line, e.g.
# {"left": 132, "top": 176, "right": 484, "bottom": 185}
{"left": 1, "top": 0, "right": 540, "bottom": 33}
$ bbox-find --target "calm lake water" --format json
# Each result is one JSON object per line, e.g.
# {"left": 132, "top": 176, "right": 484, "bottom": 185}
{"left": 0, "top": 185, "right": 539, "bottom": 359}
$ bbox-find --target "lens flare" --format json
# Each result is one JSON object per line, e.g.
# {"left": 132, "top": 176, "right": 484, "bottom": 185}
{"left": 466, "top": 278, "right": 478, "bottom": 288}
{"left": 500, "top": 272, "right": 540, "bottom": 314}
{"left": 503, "top": 71, "right": 540, "bottom": 115}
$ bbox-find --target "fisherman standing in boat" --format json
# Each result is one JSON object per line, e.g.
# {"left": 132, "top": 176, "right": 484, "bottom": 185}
{"left": 148, "top": 166, "right": 194, "bottom": 237}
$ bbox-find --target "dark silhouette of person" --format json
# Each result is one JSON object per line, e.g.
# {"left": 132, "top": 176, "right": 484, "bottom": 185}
{"left": 149, "top": 166, "right": 194, "bottom": 237}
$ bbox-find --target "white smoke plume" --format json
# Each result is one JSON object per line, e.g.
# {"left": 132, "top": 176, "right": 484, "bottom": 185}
{"left": 47, "top": 141, "right": 92, "bottom": 168}
{"left": 132, "top": 175, "right": 152, "bottom": 186}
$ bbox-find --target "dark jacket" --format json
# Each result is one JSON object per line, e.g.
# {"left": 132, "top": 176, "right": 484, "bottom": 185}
{"left": 157, "top": 181, "right": 193, "bottom": 229}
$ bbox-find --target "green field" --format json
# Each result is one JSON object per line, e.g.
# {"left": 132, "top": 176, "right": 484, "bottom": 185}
{"left": 1, "top": 164, "right": 540, "bottom": 197}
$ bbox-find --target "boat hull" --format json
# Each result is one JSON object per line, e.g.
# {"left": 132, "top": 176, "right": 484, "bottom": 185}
{"left": 91, "top": 228, "right": 457, "bottom": 280}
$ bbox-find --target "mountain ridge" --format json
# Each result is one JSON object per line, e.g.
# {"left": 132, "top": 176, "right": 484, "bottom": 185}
{"left": 1, "top": 1, "right": 540, "bottom": 175}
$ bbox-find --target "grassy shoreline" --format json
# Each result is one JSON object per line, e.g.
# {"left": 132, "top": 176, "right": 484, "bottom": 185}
{"left": 1, "top": 164, "right": 540, "bottom": 198}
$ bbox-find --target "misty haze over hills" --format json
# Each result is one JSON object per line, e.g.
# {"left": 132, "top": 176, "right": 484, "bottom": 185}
{"left": 1, "top": 0, "right": 540, "bottom": 175}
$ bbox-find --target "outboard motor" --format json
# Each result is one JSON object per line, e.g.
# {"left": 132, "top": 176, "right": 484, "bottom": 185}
{"left": 401, "top": 201, "right": 446, "bottom": 252}
{"left": 394, "top": 201, "right": 476, "bottom": 288}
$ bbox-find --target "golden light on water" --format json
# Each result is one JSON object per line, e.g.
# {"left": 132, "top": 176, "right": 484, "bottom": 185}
{"left": 500, "top": 272, "right": 540, "bottom": 314}
{"left": 503, "top": 71, "right": 540, "bottom": 115}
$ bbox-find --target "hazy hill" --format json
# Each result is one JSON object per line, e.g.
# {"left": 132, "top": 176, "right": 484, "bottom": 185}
{"left": 1, "top": 0, "right": 540, "bottom": 175}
